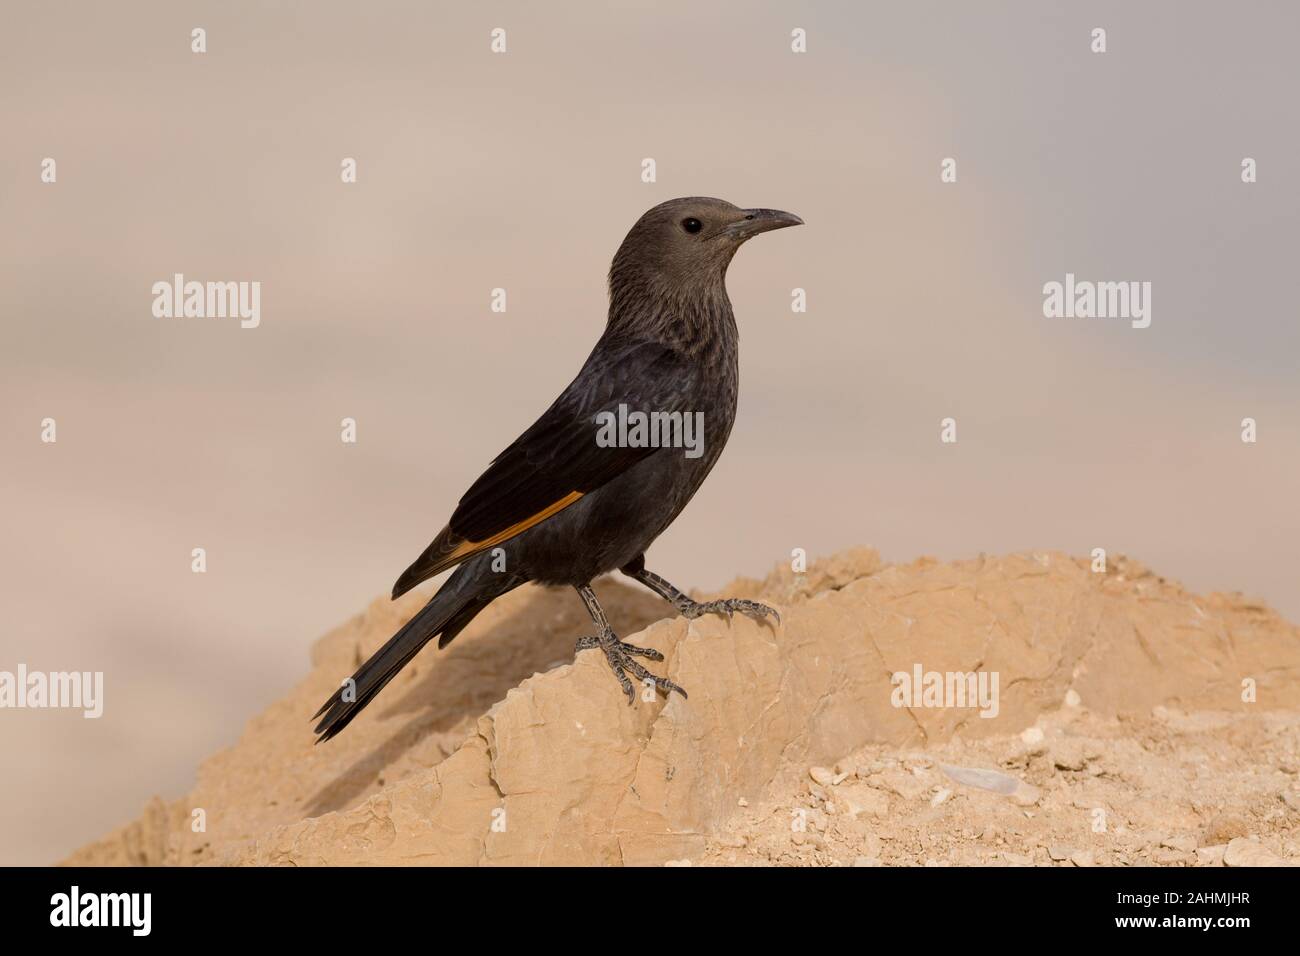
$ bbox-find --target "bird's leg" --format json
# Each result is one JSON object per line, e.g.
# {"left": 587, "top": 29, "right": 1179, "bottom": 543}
{"left": 621, "top": 559, "right": 781, "bottom": 627}
{"left": 573, "top": 584, "right": 686, "bottom": 704}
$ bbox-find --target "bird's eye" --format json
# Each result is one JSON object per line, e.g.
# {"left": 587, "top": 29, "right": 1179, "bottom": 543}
{"left": 681, "top": 217, "right": 703, "bottom": 234}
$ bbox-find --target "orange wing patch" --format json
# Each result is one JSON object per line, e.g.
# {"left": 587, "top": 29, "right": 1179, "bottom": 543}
{"left": 445, "top": 490, "right": 584, "bottom": 565}
{"left": 393, "top": 491, "right": 586, "bottom": 598}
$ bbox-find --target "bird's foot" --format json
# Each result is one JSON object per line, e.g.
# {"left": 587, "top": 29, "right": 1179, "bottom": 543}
{"left": 575, "top": 630, "right": 687, "bottom": 704}
{"left": 676, "top": 597, "right": 781, "bottom": 626}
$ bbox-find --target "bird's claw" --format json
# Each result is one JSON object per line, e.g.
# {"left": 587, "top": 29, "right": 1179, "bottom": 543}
{"left": 678, "top": 598, "right": 781, "bottom": 627}
{"left": 576, "top": 630, "right": 686, "bottom": 704}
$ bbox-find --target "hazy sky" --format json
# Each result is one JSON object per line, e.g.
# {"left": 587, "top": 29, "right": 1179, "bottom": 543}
{"left": 2, "top": 1, "right": 1297, "bottom": 863}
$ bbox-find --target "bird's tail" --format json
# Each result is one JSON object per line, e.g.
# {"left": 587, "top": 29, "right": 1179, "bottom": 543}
{"left": 312, "top": 568, "right": 509, "bottom": 742}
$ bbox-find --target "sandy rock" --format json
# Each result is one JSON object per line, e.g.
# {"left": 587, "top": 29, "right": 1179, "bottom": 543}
{"left": 63, "top": 548, "right": 1300, "bottom": 867}
{"left": 1195, "top": 844, "right": 1227, "bottom": 866}
{"left": 836, "top": 783, "right": 889, "bottom": 819}
{"left": 809, "top": 766, "right": 835, "bottom": 787}
{"left": 1223, "top": 837, "right": 1290, "bottom": 867}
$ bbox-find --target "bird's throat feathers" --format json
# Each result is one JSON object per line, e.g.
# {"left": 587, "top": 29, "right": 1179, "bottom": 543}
{"left": 606, "top": 256, "right": 737, "bottom": 353}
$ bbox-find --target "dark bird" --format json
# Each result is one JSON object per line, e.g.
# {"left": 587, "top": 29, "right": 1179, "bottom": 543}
{"left": 314, "top": 197, "right": 802, "bottom": 741}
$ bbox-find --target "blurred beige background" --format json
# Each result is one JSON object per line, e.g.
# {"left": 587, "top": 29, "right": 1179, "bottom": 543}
{"left": 2, "top": 1, "right": 1296, "bottom": 864}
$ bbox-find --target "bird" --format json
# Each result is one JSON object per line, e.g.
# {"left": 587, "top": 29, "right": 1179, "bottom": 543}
{"left": 313, "top": 197, "right": 802, "bottom": 742}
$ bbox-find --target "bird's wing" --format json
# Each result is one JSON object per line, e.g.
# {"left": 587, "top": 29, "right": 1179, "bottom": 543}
{"left": 391, "top": 338, "right": 698, "bottom": 598}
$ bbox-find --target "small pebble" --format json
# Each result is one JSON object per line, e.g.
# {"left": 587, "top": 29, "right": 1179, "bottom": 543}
{"left": 1224, "top": 837, "right": 1287, "bottom": 867}
{"left": 836, "top": 783, "right": 889, "bottom": 819}
{"left": 1195, "top": 844, "right": 1227, "bottom": 867}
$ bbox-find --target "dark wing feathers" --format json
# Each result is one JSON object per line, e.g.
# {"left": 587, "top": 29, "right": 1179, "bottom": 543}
{"left": 391, "top": 339, "right": 696, "bottom": 598}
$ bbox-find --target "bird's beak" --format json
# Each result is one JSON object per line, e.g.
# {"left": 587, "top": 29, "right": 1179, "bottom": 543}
{"left": 727, "top": 208, "right": 805, "bottom": 240}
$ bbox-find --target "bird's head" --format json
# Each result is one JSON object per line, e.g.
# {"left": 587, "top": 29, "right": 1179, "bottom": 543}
{"left": 609, "top": 197, "right": 803, "bottom": 297}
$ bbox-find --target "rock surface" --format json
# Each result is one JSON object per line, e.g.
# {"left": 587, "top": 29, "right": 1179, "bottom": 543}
{"left": 65, "top": 548, "right": 1300, "bottom": 866}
